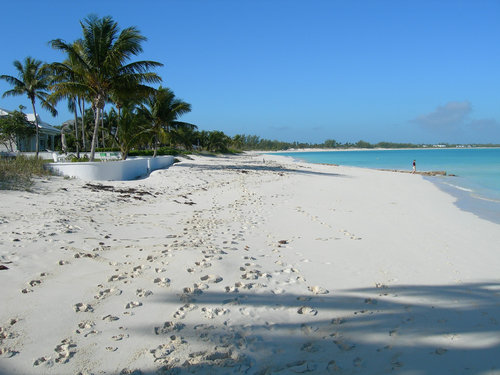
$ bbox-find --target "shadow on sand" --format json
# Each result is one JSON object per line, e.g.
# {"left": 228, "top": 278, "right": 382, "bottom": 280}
{"left": 101, "top": 281, "right": 500, "bottom": 374}
{"left": 174, "top": 161, "right": 346, "bottom": 178}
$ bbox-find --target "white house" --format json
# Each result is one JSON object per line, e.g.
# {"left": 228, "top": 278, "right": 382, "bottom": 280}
{"left": 0, "top": 108, "right": 60, "bottom": 152}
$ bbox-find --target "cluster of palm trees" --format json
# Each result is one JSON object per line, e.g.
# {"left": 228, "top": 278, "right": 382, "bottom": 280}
{"left": 1, "top": 15, "right": 197, "bottom": 160}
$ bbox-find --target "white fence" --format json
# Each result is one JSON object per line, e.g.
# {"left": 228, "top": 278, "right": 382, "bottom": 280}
{"left": 47, "top": 155, "right": 175, "bottom": 181}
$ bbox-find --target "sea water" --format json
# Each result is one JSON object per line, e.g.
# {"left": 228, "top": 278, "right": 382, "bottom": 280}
{"left": 274, "top": 148, "right": 500, "bottom": 224}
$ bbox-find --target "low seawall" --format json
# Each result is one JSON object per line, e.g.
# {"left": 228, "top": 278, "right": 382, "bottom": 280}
{"left": 47, "top": 155, "right": 175, "bottom": 181}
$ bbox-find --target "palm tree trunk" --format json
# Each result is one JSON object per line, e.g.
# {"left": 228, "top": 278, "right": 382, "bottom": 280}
{"left": 73, "top": 97, "right": 80, "bottom": 158}
{"left": 30, "top": 99, "right": 40, "bottom": 159}
{"left": 115, "top": 105, "right": 121, "bottom": 138}
{"left": 90, "top": 105, "right": 100, "bottom": 162}
{"left": 153, "top": 134, "right": 158, "bottom": 157}
{"left": 101, "top": 108, "right": 105, "bottom": 149}
{"left": 80, "top": 99, "right": 86, "bottom": 151}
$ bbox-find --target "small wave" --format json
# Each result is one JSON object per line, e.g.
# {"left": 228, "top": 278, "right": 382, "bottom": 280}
{"left": 442, "top": 182, "right": 474, "bottom": 193}
{"left": 470, "top": 194, "right": 500, "bottom": 204}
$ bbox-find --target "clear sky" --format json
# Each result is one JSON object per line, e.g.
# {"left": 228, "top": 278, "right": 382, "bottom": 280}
{"left": 1, "top": 0, "right": 499, "bottom": 144}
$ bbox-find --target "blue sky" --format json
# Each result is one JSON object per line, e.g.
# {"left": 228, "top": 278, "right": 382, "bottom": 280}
{"left": 1, "top": 0, "right": 499, "bottom": 144}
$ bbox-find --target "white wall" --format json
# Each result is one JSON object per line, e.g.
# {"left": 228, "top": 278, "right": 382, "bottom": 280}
{"left": 47, "top": 156, "right": 175, "bottom": 181}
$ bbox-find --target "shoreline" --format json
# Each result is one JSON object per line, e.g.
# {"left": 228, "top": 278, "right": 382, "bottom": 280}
{"left": 263, "top": 151, "right": 500, "bottom": 225}
{"left": 1, "top": 153, "right": 500, "bottom": 374}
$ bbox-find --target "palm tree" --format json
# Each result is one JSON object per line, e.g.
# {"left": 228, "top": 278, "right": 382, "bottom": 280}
{"left": 137, "top": 87, "right": 195, "bottom": 157}
{"left": 111, "top": 105, "right": 150, "bottom": 159}
{"left": 49, "top": 14, "right": 162, "bottom": 161}
{"left": 207, "top": 131, "right": 231, "bottom": 153}
{"left": 1, "top": 57, "right": 57, "bottom": 158}
{"left": 171, "top": 123, "right": 197, "bottom": 150}
{"left": 49, "top": 41, "right": 88, "bottom": 157}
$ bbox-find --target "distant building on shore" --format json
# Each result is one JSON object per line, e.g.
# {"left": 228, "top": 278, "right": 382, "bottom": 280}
{"left": 0, "top": 108, "right": 60, "bottom": 152}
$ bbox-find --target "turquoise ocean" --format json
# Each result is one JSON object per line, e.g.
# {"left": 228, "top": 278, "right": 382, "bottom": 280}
{"left": 273, "top": 148, "right": 500, "bottom": 224}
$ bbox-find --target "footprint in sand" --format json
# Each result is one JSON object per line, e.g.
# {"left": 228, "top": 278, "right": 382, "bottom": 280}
{"left": 0, "top": 324, "right": 17, "bottom": 342}
{"left": 179, "top": 287, "right": 203, "bottom": 303}
{"left": 301, "top": 342, "right": 320, "bottom": 352}
{"left": 108, "top": 274, "right": 127, "bottom": 282}
{"left": 201, "top": 307, "right": 229, "bottom": 319}
{"left": 0, "top": 347, "right": 18, "bottom": 358}
{"left": 150, "top": 344, "right": 175, "bottom": 362}
{"left": 154, "top": 321, "right": 185, "bottom": 335}
{"left": 111, "top": 333, "right": 129, "bottom": 341}
{"left": 331, "top": 318, "right": 345, "bottom": 325}
{"left": 334, "top": 339, "right": 355, "bottom": 352}
{"left": 136, "top": 289, "right": 153, "bottom": 297}
{"left": 33, "top": 356, "right": 53, "bottom": 367}
{"left": 182, "top": 286, "right": 204, "bottom": 295}
{"left": 29, "top": 279, "right": 41, "bottom": 287}
{"left": 194, "top": 260, "right": 212, "bottom": 268}
{"left": 73, "top": 322, "right": 90, "bottom": 333}
{"left": 102, "top": 315, "right": 120, "bottom": 322}
{"left": 297, "top": 296, "right": 312, "bottom": 302}
{"left": 200, "top": 274, "right": 223, "bottom": 283}
{"left": 327, "top": 360, "right": 341, "bottom": 373}
{"left": 74, "top": 303, "right": 94, "bottom": 313}
{"left": 153, "top": 277, "right": 171, "bottom": 287}
{"left": 308, "top": 286, "right": 329, "bottom": 295}
{"left": 95, "top": 288, "right": 122, "bottom": 300}
{"left": 83, "top": 330, "right": 100, "bottom": 337}
{"left": 76, "top": 320, "right": 95, "bottom": 334}
{"left": 173, "top": 303, "right": 197, "bottom": 319}
{"left": 353, "top": 357, "right": 363, "bottom": 367}
{"left": 132, "top": 265, "right": 149, "bottom": 273}
{"left": 285, "top": 361, "right": 315, "bottom": 372}
{"left": 300, "top": 323, "right": 319, "bottom": 335}
{"left": 74, "top": 252, "right": 98, "bottom": 259}
{"left": 54, "top": 338, "right": 76, "bottom": 363}
{"left": 297, "top": 306, "right": 318, "bottom": 316}
{"left": 225, "top": 285, "right": 239, "bottom": 293}
{"left": 125, "top": 301, "right": 142, "bottom": 309}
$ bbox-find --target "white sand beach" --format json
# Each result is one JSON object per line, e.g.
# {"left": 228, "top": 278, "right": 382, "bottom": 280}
{"left": 1, "top": 152, "right": 500, "bottom": 374}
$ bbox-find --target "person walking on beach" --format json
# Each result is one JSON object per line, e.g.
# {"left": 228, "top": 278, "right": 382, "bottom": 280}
{"left": 412, "top": 160, "right": 416, "bottom": 174}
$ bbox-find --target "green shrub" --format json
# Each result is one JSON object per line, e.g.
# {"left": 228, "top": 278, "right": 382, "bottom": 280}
{"left": 96, "top": 147, "right": 121, "bottom": 152}
{"left": 128, "top": 149, "right": 154, "bottom": 157}
{"left": 71, "top": 156, "right": 90, "bottom": 162}
{"left": 0, "top": 155, "right": 53, "bottom": 190}
{"left": 128, "top": 147, "right": 183, "bottom": 157}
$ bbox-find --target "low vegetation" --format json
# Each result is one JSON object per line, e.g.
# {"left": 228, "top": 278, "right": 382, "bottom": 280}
{"left": 0, "top": 155, "right": 53, "bottom": 190}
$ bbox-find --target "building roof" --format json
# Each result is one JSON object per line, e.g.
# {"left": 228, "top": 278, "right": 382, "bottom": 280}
{"left": 0, "top": 108, "right": 11, "bottom": 116}
{"left": 26, "top": 113, "right": 60, "bottom": 135}
{"left": 0, "top": 108, "right": 60, "bottom": 135}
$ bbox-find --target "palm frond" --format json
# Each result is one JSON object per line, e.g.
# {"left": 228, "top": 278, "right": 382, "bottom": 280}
{"left": 171, "top": 121, "right": 198, "bottom": 130}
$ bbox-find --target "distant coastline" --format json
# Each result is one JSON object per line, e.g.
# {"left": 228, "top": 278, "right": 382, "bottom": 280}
{"left": 262, "top": 145, "right": 500, "bottom": 153}
{"left": 267, "top": 148, "right": 500, "bottom": 225}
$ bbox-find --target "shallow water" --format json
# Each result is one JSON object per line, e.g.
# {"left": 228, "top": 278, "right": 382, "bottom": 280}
{"left": 274, "top": 148, "right": 500, "bottom": 224}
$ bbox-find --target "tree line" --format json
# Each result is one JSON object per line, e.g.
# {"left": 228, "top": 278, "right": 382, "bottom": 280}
{"left": 231, "top": 136, "right": 432, "bottom": 151}
{"left": 0, "top": 15, "right": 201, "bottom": 160}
